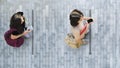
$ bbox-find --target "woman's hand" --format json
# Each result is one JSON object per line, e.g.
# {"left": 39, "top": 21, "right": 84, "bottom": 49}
{"left": 22, "top": 30, "right": 31, "bottom": 35}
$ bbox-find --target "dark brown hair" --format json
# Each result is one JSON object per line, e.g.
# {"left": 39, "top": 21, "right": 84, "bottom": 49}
{"left": 10, "top": 12, "right": 25, "bottom": 34}
{"left": 70, "top": 9, "right": 84, "bottom": 27}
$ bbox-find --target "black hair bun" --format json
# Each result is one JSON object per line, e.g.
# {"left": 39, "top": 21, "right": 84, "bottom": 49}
{"left": 17, "top": 12, "right": 23, "bottom": 16}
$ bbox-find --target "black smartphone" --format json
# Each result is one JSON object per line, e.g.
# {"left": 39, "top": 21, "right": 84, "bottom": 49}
{"left": 87, "top": 19, "right": 93, "bottom": 23}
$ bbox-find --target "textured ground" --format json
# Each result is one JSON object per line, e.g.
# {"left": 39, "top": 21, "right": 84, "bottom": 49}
{"left": 0, "top": 0, "right": 120, "bottom": 68}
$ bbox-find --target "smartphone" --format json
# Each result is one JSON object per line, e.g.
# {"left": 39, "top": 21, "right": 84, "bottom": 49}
{"left": 87, "top": 19, "right": 93, "bottom": 23}
{"left": 27, "top": 26, "right": 33, "bottom": 31}
{"left": 27, "top": 29, "right": 30, "bottom": 31}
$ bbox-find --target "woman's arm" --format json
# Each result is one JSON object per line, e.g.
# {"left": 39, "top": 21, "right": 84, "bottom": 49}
{"left": 84, "top": 23, "right": 89, "bottom": 34}
{"left": 83, "top": 17, "right": 92, "bottom": 20}
{"left": 80, "top": 23, "right": 89, "bottom": 35}
{"left": 11, "top": 33, "right": 23, "bottom": 39}
{"left": 10, "top": 30, "right": 30, "bottom": 40}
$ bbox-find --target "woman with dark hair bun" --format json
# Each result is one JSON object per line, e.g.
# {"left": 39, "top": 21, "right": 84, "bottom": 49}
{"left": 4, "top": 12, "right": 31, "bottom": 47}
{"left": 65, "top": 9, "right": 93, "bottom": 48}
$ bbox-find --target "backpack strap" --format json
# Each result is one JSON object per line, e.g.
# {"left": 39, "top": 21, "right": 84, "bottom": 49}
{"left": 80, "top": 24, "right": 87, "bottom": 35}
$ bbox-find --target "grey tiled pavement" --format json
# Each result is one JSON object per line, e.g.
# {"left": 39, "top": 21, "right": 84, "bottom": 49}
{"left": 0, "top": 0, "right": 120, "bottom": 68}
